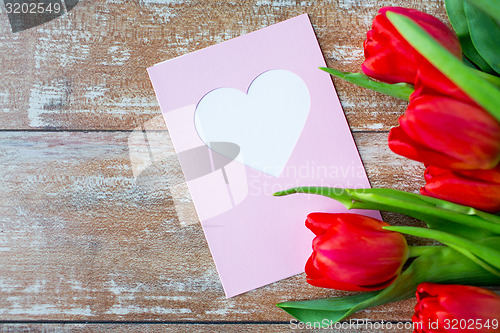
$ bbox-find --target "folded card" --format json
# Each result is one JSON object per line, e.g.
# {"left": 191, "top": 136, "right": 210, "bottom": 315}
{"left": 148, "top": 14, "right": 380, "bottom": 297}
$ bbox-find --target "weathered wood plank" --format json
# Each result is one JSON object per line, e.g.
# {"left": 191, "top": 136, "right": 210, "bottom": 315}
{"left": 0, "top": 0, "right": 448, "bottom": 130}
{"left": 0, "top": 323, "right": 415, "bottom": 332}
{"left": 0, "top": 0, "right": 450, "bottom": 324}
{"left": 0, "top": 129, "right": 425, "bottom": 320}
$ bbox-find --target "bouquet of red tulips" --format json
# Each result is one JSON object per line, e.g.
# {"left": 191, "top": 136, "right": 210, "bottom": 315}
{"left": 275, "top": 1, "right": 500, "bottom": 331}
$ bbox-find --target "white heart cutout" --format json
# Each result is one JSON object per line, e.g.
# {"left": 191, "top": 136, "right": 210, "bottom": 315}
{"left": 194, "top": 70, "right": 310, "bottom": 177}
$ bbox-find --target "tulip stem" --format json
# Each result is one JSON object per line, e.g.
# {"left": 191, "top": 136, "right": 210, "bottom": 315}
{"left": 319, "top": 67, "right": 414, "bottom": 100}
{"left": 273, "top": 187, "right": 500, "bottom": 238}
{"left": 473, "top": 68, "right": 500, "bottom": 87}
{"left": 408, "top": 246, "right": 441, "bottom": 257}
{"left": 385, "top": 226, "right": 500, "bottom": 275}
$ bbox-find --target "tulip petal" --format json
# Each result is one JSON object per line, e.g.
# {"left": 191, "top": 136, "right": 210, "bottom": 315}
{"left": 422, "top": 170, "right": 500, "bottom": 213}
{"left": 379, "top": 7, "right": 462, "bottom": 56}
{"left": 415, "top": 283, "right": 500, "bottom": 330}
{"left": 308, "top": 214, "right": 407, "bottom": 290}
{"left": 304, "top": 214, "right": 408, "bottom": 291}
{"left": 305, "top": 253, "right": 387, "bottom": 291}
{"left": 362, "top": 8, "right": 420, "bottom": 84}
{"left": 398, "top": 95, "right": 500, "bottom": 169}
{"left": 362, "top": 7, "right": 461, "bottom": 85}
{"left": 452, "top": 165, "right": 500, "bottom": 183}
{"left": 388, "top": 125, "right": 476, "bottom": 169}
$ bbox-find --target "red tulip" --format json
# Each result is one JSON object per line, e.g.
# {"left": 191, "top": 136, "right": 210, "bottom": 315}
{"left": 305, "top": 213, "right": 408, "bottom": 291}
{"left": 362, "top": 7, "right": 461, "bottom": 84}
{"left": 413, "top": 283, "right": 500, "bottom": 333}
{"left": 421, "top": 165, "right": 500, "bottom": 213}
{"left": 388, "top": 93, "right": 500, "bottom": 170}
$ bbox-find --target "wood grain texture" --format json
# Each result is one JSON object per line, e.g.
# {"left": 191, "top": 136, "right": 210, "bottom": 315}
{"left": 0, "top": 0, "right": 449, "bottom": 131}
{"left": 0, "top": 130, "right": 425, "bottom": 321}
{"left": 0, "top": 323, "right": 415, "bottom": 332}
{"left": 0, "top": 0, "right": 452, "bottom": 327}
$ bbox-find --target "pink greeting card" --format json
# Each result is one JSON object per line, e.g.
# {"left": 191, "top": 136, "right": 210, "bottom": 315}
{"left": 148, "top": 14, "right": 380, "bottom": 297}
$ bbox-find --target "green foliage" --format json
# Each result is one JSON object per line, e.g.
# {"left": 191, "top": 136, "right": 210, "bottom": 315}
{"left": 320, "top": 67, "right": 414, "bottom": 100}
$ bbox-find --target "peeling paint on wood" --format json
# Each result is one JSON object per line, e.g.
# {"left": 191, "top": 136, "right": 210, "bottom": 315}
{"left": 0, "top": 0, "right": 448, "bottom": 131}
{"left": 0, "top": 323, "right": 416, "bottom": 333}
{"left": 0, "top": 0, "right": 450, "bottom": 325}
{"left": 0, "top": 130, "right": 426, "bottom": 320}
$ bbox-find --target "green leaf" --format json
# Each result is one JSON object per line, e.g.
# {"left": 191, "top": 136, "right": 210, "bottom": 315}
{"left": 466, "top": 0, "right": 500, "bottom": 23}
{"left": 319, "top": 67, "right": 414, "bottom": 100}
{"left": 277, "top": 246, "right": 500, "bottom": 326}
{"left": 462, "top": 56, "right": 481, "bottom": 70}
{"left": 386, "top": 12, "right": 500, "bottom": 123}
{"left": 278, "top": 291, "right": 380, "bottom": 325}
{"left": 408, "top": 245, "right": 440, "bottom": 257}
{"left": 384, "top": 226, "right": 500, "bottom": 275}
{"left": 445, "top": 0, "right": 495, "bottom": 73}
{"left": 273, "top": 187, "right": 500, "bottom": 238}
{"left": 464, "top": 1, "right": 500, "bottom": 74}
{"left": 471, "top": 68, "right": 500, "bottom": 88}
{"left": 445, "top": 243, "right": 500, "bottom": 278}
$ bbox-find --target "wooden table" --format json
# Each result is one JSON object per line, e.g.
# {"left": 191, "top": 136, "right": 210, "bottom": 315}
{"left": 0, "top": 0, "right": 450, "bottom": 331}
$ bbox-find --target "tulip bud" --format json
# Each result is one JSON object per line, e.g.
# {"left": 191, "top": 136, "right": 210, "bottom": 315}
{"left": 421, "top": 165, "right": 500, "bottom": 213}
{"left": 388, "top": 94, "right": 500, "bottom": 170}
{"left": 413, "top": 283, "right": 500, "bottom": 332}
{"left": 362, "top": 7, "right": 461, "bottom": 84}
{"left": 305, "top": 213, "right": 409, "bottom": 291}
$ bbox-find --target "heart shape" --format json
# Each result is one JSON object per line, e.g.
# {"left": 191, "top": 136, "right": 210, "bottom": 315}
{"left": 194, "top": 70, "right": 310, "bottom": 177}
